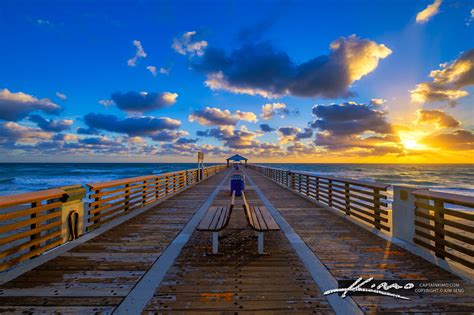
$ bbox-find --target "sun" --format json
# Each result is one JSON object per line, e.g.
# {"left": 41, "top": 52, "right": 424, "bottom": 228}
{"left": 399, "top": 132, "right": 429, "bottom": 151}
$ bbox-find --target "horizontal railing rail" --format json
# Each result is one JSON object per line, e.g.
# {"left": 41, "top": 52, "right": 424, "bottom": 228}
{"left": 85, "top": 164, "right": 227, "bottom": 231}
{"left": 412, "top": 189, "right": 474, "bottom": 269}
{"left": 248, "top": 164, "right": 391, "bottom": 231}
{"left": 0, "top": 164, "right": 226, "bottom": 272}
{"left": 0, "top": 189, "right": 68, "bottom": 271}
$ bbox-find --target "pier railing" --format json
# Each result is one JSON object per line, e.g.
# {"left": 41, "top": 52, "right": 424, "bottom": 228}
{"left": 0, "top": 164, "right": 226, "bottom": 272}
{"left": 0, "top": 189, "right": 67, "bottom": 271}
{"left": 411, "top": 190, "right": 473, "bottom": 269}
{"left": 248, "top": 165, "right": 391, "bottom": 231}
{"left": 86, "top": 165, "right": 226, "bottom": 230}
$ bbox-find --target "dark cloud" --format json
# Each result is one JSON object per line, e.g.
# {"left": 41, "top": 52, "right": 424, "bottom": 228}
{"left": 295, "top": 128, "right": 313, "bottom": 140}
{"left": 77, "top": 127, "right": 100, "bottom": 135}
{"left": 0, "top": 89, "right": 61, "bottom": 121}
{"left": 260, "top": 124, "right": 275, "bottom": 132}
{"left": 415, "top": 109, "right": 460, "bottom": 128}
{"left": 278, "top": 126, "right": 299, "bottom": 136}
{"left": 194, "top": 35, "right": 391, "bottom": 98}
{"left": 84, "top": 113, "right": 181, "bottom": 136}
{"left": 29, "top": 115, "right": 73, "bottom": 132}
{"left": 79, "top": 137, "right": 118, "bottom": 146}
{"left": 176, "top": 138, "right": 198, "bottom": 144}
{"left": 109, "top": 91, "right": 178, "bottom": 113}
{"left": 196, "top": 126, "right": 259, "bottom": 149}
{"left": 150, "top": 130, "right": 188, "bottom": 142}
{"left": 310, "top": 102, "right": 392, "bottom": 136}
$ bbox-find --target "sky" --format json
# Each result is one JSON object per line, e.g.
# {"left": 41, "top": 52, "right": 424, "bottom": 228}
{"left": 0, "top": 0, "right": 473, "bottom": 163}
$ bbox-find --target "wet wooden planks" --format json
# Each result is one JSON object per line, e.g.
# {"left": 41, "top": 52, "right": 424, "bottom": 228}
{"left": 0, "top": 171, "right": 228, "bottom": 313}
{"left": 143, "top": 189, "right": 333, "bottom": 314}
{"left": 247, "top": 168, "right": 474, "bottom": 314}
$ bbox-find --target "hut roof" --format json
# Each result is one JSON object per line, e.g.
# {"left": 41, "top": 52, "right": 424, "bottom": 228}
{"left": 226, "top": 154, "right": 248, "bottom": 161}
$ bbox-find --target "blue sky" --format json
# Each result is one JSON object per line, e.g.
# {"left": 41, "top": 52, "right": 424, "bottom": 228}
{"left": 0, "top": 0, "right": 473, "bottom": 162}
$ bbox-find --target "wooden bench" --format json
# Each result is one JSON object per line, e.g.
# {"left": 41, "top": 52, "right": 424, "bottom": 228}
{"left": 197, "top": 191, "right": 235, "bottom": 254}
{"left": 242, "top": 191, "right": 280, "bottom": 254}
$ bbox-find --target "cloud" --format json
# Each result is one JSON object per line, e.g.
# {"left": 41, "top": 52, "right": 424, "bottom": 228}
{"left": 0, "top": 122, "right": 52, "bottom": 143}
{"left": 77, "top": 127, "right": 100, "bottom": 135}
{"left": 259, "top": 124, "right": 275, "bottom": 132}
{"left": 172, "top": 31, "right": 208, "bottom": 56}
{"left": 176, "top": 137, "right": 198, "bottom": 144}
{"left": 235, "top": 110, "right": 257, "bottom": 122}
{"left": 146, "top": 66, "right": 157, "bottom": 76}
{"left": 84, "top": 113, "right": 181, "bottom": 136}
{"left": 310, "top": 102, "right": 392, "bottom": 136}
{"left": 79, "top": 136, "right": 118, "bottom": 146}
{"left": 127, "top": 40, "right": 147, "bottom": 67}
{"left": 370, "top": 98, "right": 387, "bottom": 106}
{"left": 29, "top": 115, "right": 73, "bottom": 132}
{"left": 467, "top": 9, "right": 474, "bottom": 26}
{"left": 261, "top": 103, "right": 289, "bottom": 120}
{"left": 53, "top": 133, "right": 78, "bottom": 142}
{"left": 295, "top": 128, "right": 313, "bottom": 140}
{"left": 410, "top": 49, "right": 474, "bottom": 105}
{"left": 197, "top": 125, "right": 261, "bottom": 149}
{"left": 309, "top": 102, "right": 401, "bottom": 155}
{"left": 277, "top": 126, "right": 313, "bottom": 142}
{"left": 104, "top": 91, "right": 178, "bottom": 113}
{"left": 420, "top": 129, "right": 474, "bottom": 150}
{"left": 0, "top": 88, "right": 61, "bottom": 121}
{"left": 195, "top": 35, "right": 391, "bottom": 98}
{"left": 55, "top": 92, "right": 67, "bottom": 100}
{"left": 278, "top": 126, "right": 300, "bottom": 136}
{"left": 416, "top": 0, "right": 442, "bottom": 24}
{"left": 414, "top": 109, "right": 460, "bottom": 128}
{"left": 160, "top": 67, "right": 170, "bottom": 75}
{"left": 189, "top": 107, "right": 257, "bottom": 126}
{"left": 36, "top": 19, "right": 51, "bottom": 26}
{"left": 150, "top": 130, "right": 188, "bottom": 142}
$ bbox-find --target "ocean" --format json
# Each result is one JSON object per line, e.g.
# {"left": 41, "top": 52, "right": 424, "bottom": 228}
{"left": 0, "top": 163, "right": 473, "bottom": 198}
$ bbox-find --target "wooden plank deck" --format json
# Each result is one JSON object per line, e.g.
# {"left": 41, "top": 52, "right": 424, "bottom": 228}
{"left": 245, "top": 168, "right": 474, "bottom": 314}
{"left": 143, "top": 188, "right": 333, "bottom": 314}
{"left": 0, "top": 171, "right": 228, "bottom": 314}
{"left": 0, "top": 167, "right": 472, "bottom": 314}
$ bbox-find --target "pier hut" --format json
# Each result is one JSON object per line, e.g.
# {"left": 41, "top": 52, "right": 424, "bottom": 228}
{"left": 226, "top": 154, "right": 248, "bottom": 167}
{"left": 0, "top": 162, "right": 473, "bottom": 313}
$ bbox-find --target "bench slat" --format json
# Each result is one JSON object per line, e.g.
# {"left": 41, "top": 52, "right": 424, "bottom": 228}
{"left": 254, "top": 206, "right": 268, "bottom": 230}
{"left": 198, "top": 206, "right": 221, "bottom": 230}
{"left": 257, "top": 206, "right": 279, "bottom": 230}
{"left": 214, "top": 207, "right": 229, "bottom": 230}
{"left": 209, "top": 206, "right": 222, "bottom": 230}
{"left": 250, "top": 207, "right": 262, "bottom": 230}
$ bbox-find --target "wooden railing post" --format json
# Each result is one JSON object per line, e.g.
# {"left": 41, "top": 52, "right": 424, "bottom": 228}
{"left": 93, "top": 189, "right": 100, "bottom": 226}
{"left": 155, "top": 176, "right": 160, "bottom": 200}
{"left": 344, "top": 183, "right": 350, "bottom": 216}
{"left": 315, "top": 177, "right": 320, "bottom": 201}
{"left": 373, "top": 188, "right": 381, "bottom": 230}
{"left": 124, "top": 184, "right": 130, "bottom": 212}
{"left": 142, "top": 180, "right": 147, "bottom": 206}
{"left": 434, "top": 200, "right": 445, "bottom": 258}
{"left": 305, "top": 175, "right": 309, "bottom": 197}
{"left": 328, "top": 179, "right": 333, "bottom": 207}
{"left": 29, "top": 200, "right": 40, "bottom": 251}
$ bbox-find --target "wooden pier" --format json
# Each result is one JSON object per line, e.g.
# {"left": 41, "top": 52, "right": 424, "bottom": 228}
{"left": 0, "top": 164, "right": 473, "bottom": 314}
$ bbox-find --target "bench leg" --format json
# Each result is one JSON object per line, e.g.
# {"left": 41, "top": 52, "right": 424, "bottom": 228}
{"left": 258, "top": 232, "right": 264, "bottom": 255}
{"left": 212, "top": 232, "right": 218, "bottom": 254}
